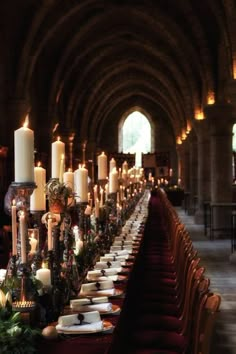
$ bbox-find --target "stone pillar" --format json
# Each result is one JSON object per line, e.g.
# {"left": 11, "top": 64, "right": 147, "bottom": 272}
{"left": 181, "top": 139, "right": 190, "bottom": 191}
{"left": 176, "top": 144, "right": 184, "bottom": 188}
{"left": 205, "top": 103, "right": 235, "bottom": 203}
{"left": 188, "top": 131, "right": 198, "bottom": 215}
{"left": 204, "top": 103, "right": 235, "bottom": 237}
{"left": 193, "top": 119, "right": 211, "bottom": 224}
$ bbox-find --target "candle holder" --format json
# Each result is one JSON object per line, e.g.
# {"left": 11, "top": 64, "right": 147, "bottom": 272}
{"left": 30, "top": 210, "right": 46, "bottom": 253}
{"left": 9, "top": 182, "right": 36, "bottom": 265}
{"left": 12, "top": 267, "right": 37, "bottom": 325}
{"left": 10, "top": 181, "right": 37, "bottom": 211}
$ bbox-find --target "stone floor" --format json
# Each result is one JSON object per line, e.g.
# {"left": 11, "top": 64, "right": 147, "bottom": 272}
{"left": 176, "top": 207, "right": 236, "bottom": 354}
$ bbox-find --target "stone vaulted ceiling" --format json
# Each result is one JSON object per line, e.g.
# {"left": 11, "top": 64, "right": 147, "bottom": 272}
{"left": 0, "top": 0, "right": 236, "bottom": 153}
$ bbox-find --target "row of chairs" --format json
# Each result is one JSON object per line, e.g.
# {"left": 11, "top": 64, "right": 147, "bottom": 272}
{"left": 107, "top": 188, "right": 221, "bottom": 354}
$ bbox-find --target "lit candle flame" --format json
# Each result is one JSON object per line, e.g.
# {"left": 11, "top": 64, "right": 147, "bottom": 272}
{"left": 37, "top": 161, "right": 41, "bottom": 167}
{"left": 57, "top": 136, "right": 61, "bottom": 141}
{"left": 12, "top": 199, "right": 16, "bottom": 206}
{"left": 53, "top": 123, "right": 59, "bottom": 133}
{"left": 23, "top": 114, "right": 29, "bottom": 128}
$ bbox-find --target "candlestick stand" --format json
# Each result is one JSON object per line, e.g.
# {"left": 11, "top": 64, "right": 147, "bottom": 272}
{"left": 10, "top": 182, "right": 36, "bottom": 262}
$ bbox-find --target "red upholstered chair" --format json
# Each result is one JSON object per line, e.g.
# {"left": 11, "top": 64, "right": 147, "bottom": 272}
{"left": 192, "top": 293, "right": 221, "bottom": 354}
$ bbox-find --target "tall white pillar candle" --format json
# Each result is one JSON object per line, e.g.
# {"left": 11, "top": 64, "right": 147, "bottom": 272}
{"left": 95, "top": 198, "right": 100, "bottom": 218}
{"left": 63, "top": 169, "right": 74, "bottom": 191}
{"left": 109, "top": 158, "right": 116, "bottom": 173}
{"left": 74, "top": 165, "right": 88, "bottom": 202}
{"left": 100, "top": 188, "right": 104, "bottom": 207}
{"left": 11, "top": 200, "right": 17, "bottom": 256}
{"left": 19, "top": 212, "right": 27, "bottom": 263}
{"left": 30, "top": 164, "right": 46, "bottom": 211}
{"left": 98, "top": 152, "right": 107, "bottom": 180}
{"left": 122, "top": 160, "right": 128, "bottom": 173}
{"left": 59, "top": 154, "right": 65, "bottom": 183}
{"left": 51, "top": 137, "right": 65, "bottom": 179}
{"left": 14, "top": 117, "right": 34, "bottom": 183}
{"left": 109, "top": 167, "right": 118, "bottom": 194}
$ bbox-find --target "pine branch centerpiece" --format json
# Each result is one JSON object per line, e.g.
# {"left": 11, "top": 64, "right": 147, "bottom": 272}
{"left": 45, "top": 179, "right": 73, "bottom": 213}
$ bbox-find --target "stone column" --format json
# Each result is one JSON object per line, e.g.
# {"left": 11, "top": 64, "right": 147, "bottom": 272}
{"left": 176, "top": 144, "right": 184, "bottom": 188}
{"left": 193, "top": 119, "right": 211, "bottom": 224}
{"left": 182, "top": 139, "right": 190, "bottom": 191}
{"left": 188, "top": 131, "right": 198, "bottom": 215}
{"left": 204, "top": 103, "right": 235, "bottom": 238}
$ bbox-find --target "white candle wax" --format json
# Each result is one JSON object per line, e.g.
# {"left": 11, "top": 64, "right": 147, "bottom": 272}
{"left": 19, "top": 212, "right": 27, "bottom": 263}
{"left": 36, "top": 267, "right": 51, "bottom": 287}
{"left": 63, "top": 169, "right": 74, "bottom": 191}
{"left": 100, "top": 188, "right": 104, "bottom": 207}
{"left": 11, "top": 201, "right": 17, "bottom": 256}
{"left": 14, "top": 122, "right": 34, "bottom": 183}
{"left": 51, "top": 138, "right": 65, "bottom": 179}
{"left": 122, "top": 161, "right": 128, "bottom": 173}
{"left": 93, "top": 185, "right": 98, "bottom": 201}
{"left": 48, "top": 215, "right": 53, "bottom": 251}
{"left": 84, "top": 204, "right": 92, "bottom": 215}
{"left": 95, "top": 198, "right": 100, "bottom": 218}
{"left": 109, "top": 167, "right": 118, "bottom": 194}
{"left": 30, "top": 165, "right": 46, "bottom": 211}
{"left": 74, "top": 165, "right": 88, "bottom": 202}
{"left": 98, "top": 152, "right": 107, "bottom": 180}
{"left": 59, "top": 154, "right": 65, "bottom": 183}
{"left": 109, "top": 158, "right": 116, "bottom": 173}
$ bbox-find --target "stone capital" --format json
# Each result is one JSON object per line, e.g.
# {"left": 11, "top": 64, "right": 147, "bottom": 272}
{"left": 204, "top": 102, "right": 235, "bottom": 135}
{"left": 192, "top": 118, "right": 210, "bottom": 142}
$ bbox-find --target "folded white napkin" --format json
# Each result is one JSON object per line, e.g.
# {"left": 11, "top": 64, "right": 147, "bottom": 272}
{"left": 113, "top": 240, "right": 133, "bottom": 246}
{"left": 115, "top": 235, "right": 134, "bottom": 241}
{"left": 70, "top": 296, "right": 109, "bottom": 307}
{"left": 58, "top": 311, "right": 101, "bottom": 327}
{"left": 110, "top": 245, "right": 133, "bottom": 252}
{"left": 70, "top": 302, "right": 113, "bottom": 313}
{"left": 86, "top": 275, "right": 119, "bottom": 282}
{"left": 101, "top": 254, "right": 129, "bottom": 261}
{"left": 94, "top": 261, "right": 122, "bottom": 269}
{"left": 80, "top": 280, "right": 114, "bottom": 293}
{"left": 87, "top": 268, "right": 122, "bottom": 277}
{"left": 56, "top": 321, "right": 104, "bottom": 333}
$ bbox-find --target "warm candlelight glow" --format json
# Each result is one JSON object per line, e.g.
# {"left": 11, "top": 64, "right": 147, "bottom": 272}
{"left": 12, "top": 300, "right": 36, "bottom": 310}
{"left": 207, "top": 91, "right": 215, "bottom": 105}
{"left": 195, "top": 109, "right": 205, "bottom": 120}
{"left": 186, "top": 120, "right": 191, "bottom": 134}
{"left": 176, "top": 136, "right": 182, "bottom": 145}
{"left": 233, "top": 58, "right": 236, "bottom": 79}
{"left": 23, "top": 114, "right": 29, "bottom": 128}
{"left": 181, "top": 130, "right": 187, "bottom": 140}
{"left": 52, "top": 123, "right": 59, "bottom": 133}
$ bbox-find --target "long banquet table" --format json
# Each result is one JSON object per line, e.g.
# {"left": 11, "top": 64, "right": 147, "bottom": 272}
{"left": 37, "top": 193, "right": 149, "bottom": 354}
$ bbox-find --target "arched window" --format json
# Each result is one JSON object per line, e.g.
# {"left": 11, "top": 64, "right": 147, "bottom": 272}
{"left": 121, "top": 111, "right": 151, "bottom": 153}
{"left": 233, "top": 124, "right": 236, "bottom": 181}
{"left": 233, "top": 124, "right": 236, "bottom": 152}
